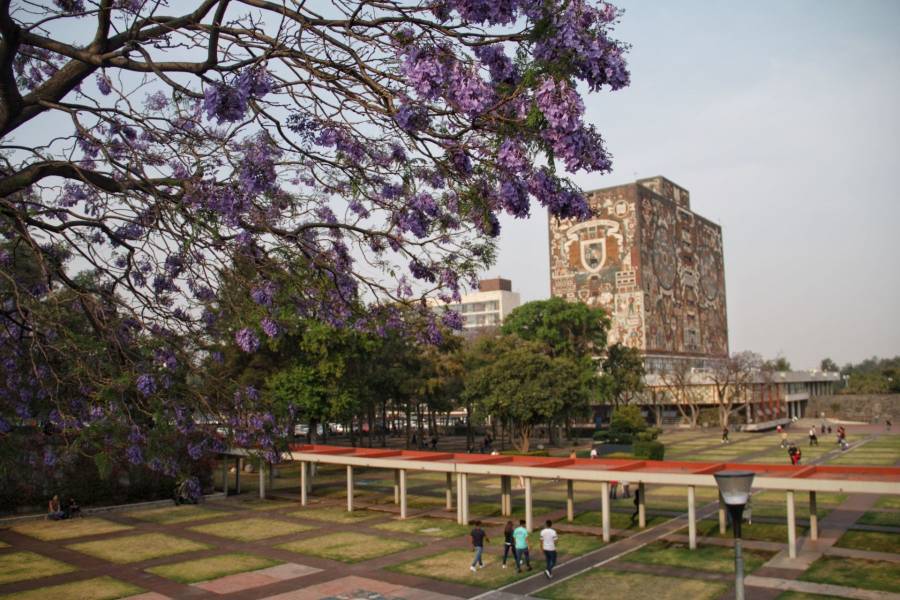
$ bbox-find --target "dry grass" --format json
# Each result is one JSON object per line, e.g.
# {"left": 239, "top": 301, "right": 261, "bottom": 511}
{"left": 125, "top": 504, "right": 227, "bottom": 524}
{"left": 68, "top": 532, "right": 211, "bottom": 564}
{"left": 189, "top": 517, "right": 315, "bottom": 541}
{"left": 0, "top": 551, "right": 76, "bottom": 585}
{"left": 388, "top": 549, "right": 531, "bottom": 588}
{"left": 373, "top": 517, "right": 470, "bottom": 538}
{"left": 278, "top": 531, "right": 418, "bottom": 563}
{"left": 146, "top": 553, "right": 280, "bottom": 583}
{"left": 537, "top": 568, "right": 728, "bottom": 600}
{"left": 289, "top": 506, "right": 380, "bottom": 523}
{"left": 10, "top": 517, "right": 133, "bottom": 541}
{"left": 0, "top": 576, "right": 143, "bottom": 600}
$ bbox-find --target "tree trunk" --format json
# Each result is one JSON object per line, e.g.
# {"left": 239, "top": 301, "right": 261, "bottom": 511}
{"left": 465, "top": 400, "right": 473, "bottom": 451}
{"left": 405, "top": 402, "right": 411, "bottom": 449}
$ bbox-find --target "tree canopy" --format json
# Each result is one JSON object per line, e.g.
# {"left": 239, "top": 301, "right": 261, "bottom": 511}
{"left": 501, "top": 297, "right": 609, "bottom": 359}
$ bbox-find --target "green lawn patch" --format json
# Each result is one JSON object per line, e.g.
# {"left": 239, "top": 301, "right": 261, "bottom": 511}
{"left": 68, "top": 532, "right": 211, "bottom": 564}
{"left": 373, "top": 517, "right": 469, "bottom": 538}
{"left": 289, "top": 506, "right": 380, "bottom": 523}
{"left": 775, "top": 593, "right": 845, "bottom": 600}
{"left": 556, "top": 532, "right": 606, "bottom": 556}
{"left": 691, "top": 519, "right": 804, "bottom": 543}
{"left": 0, "top": 576, "right": 142, "bottom": 600}
{"left": 278, "top": 531, "right": 418, "bottom": 563}
{"left": 834, "top": 530, "right": 900, "bottom": 553}
{"left": 388, "top": 548, "right": 531, "bottom": 588}
{"left": 0, "top": 551, "right": 76, "bottom": 585}
{"left": 189, "top": 517, "right": 315, "bottom": 541}
{"left": 626, "top": 540, "right": 772, "bottom": 574}
{"left": 10, "top": 517, "right": 133, "bottom": 541}
{"left": 572, "top": 510, "right": 669, "bottom": 529}
{"left": 126, "top": 504, "right": 226, "bottom": 524}
{"left": 875, "top": 496, "right": 900, "bottom": 509}
{"left": 800, "top": 556, "right": 900, "bottom": 592}
{"left": 856, "top": 511, "right": 900, "bottom": 528}
{"left": 467, "top": 502, "right": 553, "bottom": 519}
{"left": 146, "top": 553, "right": 281, "bottom": 583}
{"left": 535, "top": 567, "right": 728, "bottom": 600}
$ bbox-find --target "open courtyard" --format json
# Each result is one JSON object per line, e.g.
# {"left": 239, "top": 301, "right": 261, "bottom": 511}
{"left": 2, "top": 424, "right": 898, "bottom": 600}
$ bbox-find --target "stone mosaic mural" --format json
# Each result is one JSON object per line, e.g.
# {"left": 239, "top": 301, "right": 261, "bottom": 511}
{"left": 549, "top": 177, "right": 728, "bottom": 358}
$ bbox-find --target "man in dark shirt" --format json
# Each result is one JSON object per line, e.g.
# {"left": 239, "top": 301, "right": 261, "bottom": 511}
{"left": 469, "top": 520, "right": 489, "bottom": 572}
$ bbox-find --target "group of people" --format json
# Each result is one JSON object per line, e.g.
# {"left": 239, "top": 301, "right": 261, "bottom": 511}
{"left": 470, "top": 519, "right": 559, "bottom": 579}
{"left": 47, "top": 495, "right": 81, "bottom": 520}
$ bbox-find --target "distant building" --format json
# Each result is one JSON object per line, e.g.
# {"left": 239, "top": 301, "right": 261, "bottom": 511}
{"left": 430, "top": 278, "right": 521, "bottom": 331}
{"left": 549, "top": 176, "right": 728, "bottom": 372}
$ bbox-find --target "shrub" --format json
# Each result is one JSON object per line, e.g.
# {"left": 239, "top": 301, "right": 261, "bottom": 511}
{"left": 633, "top": 440, "right": 665, "bottom": 460}
{"left": 609, "top": 405, "right": 647, "bottom": 435}
{"left": 592, "top": 430, "right": 633, "bottom": 445}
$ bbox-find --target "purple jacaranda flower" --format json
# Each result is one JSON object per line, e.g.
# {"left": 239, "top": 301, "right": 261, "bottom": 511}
{"left": 187, "top": 441, "right": 204, "bottom": 460}
{"left": 145, "top": 90, "right": 168, "bottom": 111}
{"left": 0, "top": 417, "right": 11, "bottom": 434}
{"left": 136, "top": 374, "right": 156, "bottom": 397}
{"left": 126, "top": 445, "right": 143, "bottom": 465}
{"left": 235, "top": 328, "right": 260, "bottom": 353}
{"left": 55, "top": 0, "right": 85, "bottom": 13}
{"left": 250, "top": 281, "right": 277, "bottom": 307}
{"left": 395, "top": 104, "right": 430, "bottom": 132}
{"left": 441, "top": 310, "right": 464, "bottom": 330}
{"left": 260, "top": 317, "right": 279, "bottom": 338}
{"left": 43, "top": 447, "right": 57, "bottom": 467}
{"left": 96, "top": 72, "right": 112, "bottom": 95}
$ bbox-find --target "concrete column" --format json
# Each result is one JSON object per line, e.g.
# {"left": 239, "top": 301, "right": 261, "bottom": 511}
{"left": 221, "top": 459, "right": 229, "bottom": 496}
{"left": 524, "top": 477, "right": 533, "bottom": 532}
{"left": 566, "top": 480, "right": 575, "bottom": 523}
{"left": 600, "top": 481, "right": 611, "bottom": 542}
{"left": 688, "top": 485, "right": 697, "bottom": 550}
{"left": 809, "top": 491, "right": 818, "bottom": 541}
{"left": 456, "top": 473, "right": 463, "bottom": 524}
{"left": 399, "top": 469, "right": 408, "bottom": 519}
{"left": 718, "top": 491, "right": 727, "bottom": 535}
{"left": 259, "top": 462, "right": 267, "bottom": 500}
{"left": 394, "top": 469, "right": 400, "bottom": 504}
{"left": 501, "top": 476, "right": 511, "bottom": 516}
{"left": 638, "top": 482, "right": 646, "bottom": 528}
{"left": 445, "top": 472, "right": 453, "bottom": 511}
{"left": 787, "top": 490, "right": 797, "bottom": 558}
{"left": 235, "top": 458, "right": 241, "bottom": 494}
{"left": 346, "top": 465, "right": 354, "bottom": 512}
{"left": 299, "top": 461, "right": 308, "bottom": 506}
{"left": 461, "top": 473, "right": 469, "bottom": 525}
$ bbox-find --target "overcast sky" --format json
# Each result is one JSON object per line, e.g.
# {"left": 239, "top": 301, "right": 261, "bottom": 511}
{"left": 486, "top": 0, "right": 900, "bottom": 370}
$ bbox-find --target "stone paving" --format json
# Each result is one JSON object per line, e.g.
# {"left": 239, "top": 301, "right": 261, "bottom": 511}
{"left": 0, "top": 422, "right": 897, "bottom": 600}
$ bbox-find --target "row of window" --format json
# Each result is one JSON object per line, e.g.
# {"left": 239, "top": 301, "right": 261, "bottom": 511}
{"left": 443, "top": 301, "right": 500, "bottom": 313}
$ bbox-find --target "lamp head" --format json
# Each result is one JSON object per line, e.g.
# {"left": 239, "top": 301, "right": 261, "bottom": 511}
{"left": 714, "top": 470, "right": 755, "bottom": 506}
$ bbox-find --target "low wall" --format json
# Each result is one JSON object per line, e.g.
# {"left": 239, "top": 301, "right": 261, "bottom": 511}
{"left": 807, "top": 394, "right": 900, "bottom": 422}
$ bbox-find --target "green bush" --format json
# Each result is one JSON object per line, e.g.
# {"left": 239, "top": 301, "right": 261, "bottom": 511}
{"left": 610, "top": 405, "right": 647, "bottom": 435}
{"left": 499, "top": 449, "right": 550, "bottom": 457}
{"left": 592, "top": 430, "right": 633, "bottom": 445}
{"left": 633, "top": 440, "right": 665, "bottom": 461}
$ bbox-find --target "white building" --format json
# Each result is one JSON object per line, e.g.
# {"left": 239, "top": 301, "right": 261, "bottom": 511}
{"left": 432, "top": 278, "right": 521, "bottom": 331}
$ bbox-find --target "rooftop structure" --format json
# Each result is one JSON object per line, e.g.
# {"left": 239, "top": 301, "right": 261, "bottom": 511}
{"left": 429, "top": 277, "right": 521, "bottom": 331}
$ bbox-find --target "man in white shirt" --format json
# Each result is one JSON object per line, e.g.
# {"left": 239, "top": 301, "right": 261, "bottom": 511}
{"left": 539, "top": 519, "right": 559, "bottom": 578}
{"left": 589, "top": 447, "right": 598, "bottom": 459}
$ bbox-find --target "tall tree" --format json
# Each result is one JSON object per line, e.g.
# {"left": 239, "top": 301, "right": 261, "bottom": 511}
{"left": 820, "top": 358, "right": 839, "bottom": 372}
{"left": 501, "top": 298, "right": 610, "bottom": 359}
{"left": 599, "top": 342, "right": 645, "bottom": 407}
{"left": 660, "top": 361, "right": 702, "bottom": 428}
{"left": 709, "top": 351, "right": 761, "bottom": 427}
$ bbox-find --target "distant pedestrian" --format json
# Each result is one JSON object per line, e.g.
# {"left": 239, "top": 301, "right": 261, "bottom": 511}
{"left": 721, "top": 426, "right": 729, "bottom": 444}
{"left": 780, "top": 430, "right": 789, "bottom": 448}
{"left": 569, "top": 448, "right": 577, "bottom": 460}
{"left": 609, "top": 480, "right": 618, "bottom": 499}
{"left": 621, "top": 481, "right": 631, "bottom": 498}
{"left": 631, "top": 488, "right": 641, "bottom": 524}
{"left": 808, "top": 427, "right": 818, "bottom": 446}
{"left": 745, "top": 492, "right": 753, "bottom": 525}
{"left": 887, "top": 418, "right": 892, "bottom": 432}
{"left": 540, "top": 520, "right": 558, "bottom": 579}
{"left": 820, "top": 422, "right": 826, "bottom": 435}
{"left": 513, "top": 520, "right": 532, "bottom": 572}
{"left": 430, "top": 435, "right": 438, "bottom": 450}
{"left": 469, "top": 520, "right": 489, "bottom": 572}
{"left": 590, "top": 447, "right": 598, "bottom": 459}
{"left": 827, "top": 425, "right": 832, "bottom": 434}
{"left": 502, "top": 521, "right": 516, "bottom": 569}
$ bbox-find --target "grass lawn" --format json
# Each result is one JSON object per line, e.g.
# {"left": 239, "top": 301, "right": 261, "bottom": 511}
{"left": 833, "top": 530, "right": 900, "bottom": 553}
{"left": 572, "top": 510, "right": 670, "bottom": 529}
{"left": 828, "top": 452, "right": 898, "bottom": 466}
{"left": 625, "top": 540, "right": 773, "bottom": 574}
{"left": 189, "top": 517, "right": 315, "bottom": 541}
{"left": 278, "top": 531, "right": 419, "bottom": 563}
{"left": 68, "top": 532, "right": 211, "bottom": 564}
{"left": 856, "top": 511, "right": 900, "bottom": 528}
{"left": 536, "top": 568, "right": 728, "bottom": 600}
{"left": 373, "top": 517, "right": 470, "bottom": 538}
{"left": 0, "top": 576, "right": 143, "bottom": 600}
{"left": 388, "top": 548, "right": 531, "bottom": 588}
{"left": 691, "top": 519, "right": 803, "bottom": 543}
{"left": 146, "top": 553, "right": 281, "bottom": 583}
{"left": 556, "top": 532, "right": 606, "bottom": 556}
{"left": 289, "top": 506, "right": 381, "bottom": 523}
{"left": 467, "top": 502, "right": 553, "bottom": 519}
{"left": 875, "top": 496, "right": 900, "bottom": 510}
{"left": 0, "top": 551, "right": 76, "bottom": 585}
{"left": 800, "top": 556, "right": 900, "bottom": 593}
{"left": 9, "top": 518, "right": 133, "bottom": 541}
{"left": 775, "top": 593, "right": 845, "bottom": 600}
{"left": 126, "top": 504, "right": 226, "bottom": 524}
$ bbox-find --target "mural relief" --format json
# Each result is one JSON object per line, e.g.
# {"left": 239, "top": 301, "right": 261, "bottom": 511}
{"left": 549, "top": 179, "right": 728, "bottom": 358}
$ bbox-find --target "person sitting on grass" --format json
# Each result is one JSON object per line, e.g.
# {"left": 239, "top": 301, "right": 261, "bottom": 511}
{"left": 47, "top": 495, "right": 65, "bottom": 520}
{"left": 469, "top": 520, "right": 489, "bottom": 572}
{"left": 66, "top": 497, "right": 82, "bottom": 518}
{"left": 540, "top": 519, "right": 559, "bottom": 579}
{"left": 513, "top": 520, "right": 532, "bottom": 572}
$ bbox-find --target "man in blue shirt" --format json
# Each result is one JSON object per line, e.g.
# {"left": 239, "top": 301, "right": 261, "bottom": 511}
{"left": 512, "top": 519, "right": 532, "bottom": 573}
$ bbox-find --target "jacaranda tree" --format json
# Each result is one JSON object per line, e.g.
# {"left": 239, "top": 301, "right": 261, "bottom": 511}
{"left": 0, "top": 0, "right": 630, "bottom": 494}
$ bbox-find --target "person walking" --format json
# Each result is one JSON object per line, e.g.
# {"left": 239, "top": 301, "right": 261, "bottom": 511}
{"left": 502, "top": 521, "right": 516, "bottom": 569}
{"left": 589, "top": 447, "right": 598, "bottom": 459}
{"left": 721, "top": 426, "right": 729, "bottom": 444}
{"left": 512, "top": 519, "right": 532, "bottom": 572}
{"left": 469, "top": 520, "right": 489, "bottom": 572}
{"left": 609, "top": 480, "right": 618, "bottom": 499}
{"left": 621, "top": 480, "right": 631, "bottom": 498}
{"left": 630, "top": 487, "right": 641, "bottom": 524}
{"left": 808, "top": 426, "right": 818, "bottom": 446}
{"left": 780, "top": 429, "right": 789, "bottom": 449}
{"left": 540, "top": 520, "right": 559, "bottom": 579}
{"left": 887, "top": 418, "right": 892, "bottom": 432}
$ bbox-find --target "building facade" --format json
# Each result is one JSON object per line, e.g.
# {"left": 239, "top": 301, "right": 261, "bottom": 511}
{"left": 549, "top": 176, "right": 728, "bottom": 371}
{"left": 431, "top": 278, "right": 521, "bottom": 331}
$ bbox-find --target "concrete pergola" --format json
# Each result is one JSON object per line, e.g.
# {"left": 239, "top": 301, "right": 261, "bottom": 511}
{"left": 236, "top": 444, "right": 900, "bottom": 560}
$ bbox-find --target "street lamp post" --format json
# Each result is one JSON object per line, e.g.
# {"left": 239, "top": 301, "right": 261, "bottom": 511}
{"left": 714, "top": 470, "right": 755, "bottom": 600}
